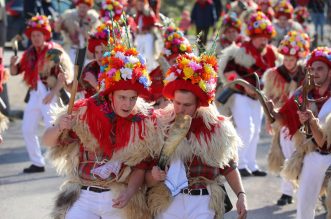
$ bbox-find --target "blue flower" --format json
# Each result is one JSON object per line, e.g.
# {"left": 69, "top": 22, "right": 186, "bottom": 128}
{"left": 100, "top": 65, "right": 106, "bottom": 72}
{"left": 137, "top": 54, "right": 146, "bottom": 65}
{"left": 103, "top": 51, "right": 111, "bottom": 57}
{"left": 139, "top": 76, "right": 149, "bottom": 88}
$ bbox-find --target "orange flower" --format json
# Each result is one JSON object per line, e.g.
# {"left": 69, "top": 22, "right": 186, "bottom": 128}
{"left": 125, "top": 48, "right": 138, "bottom": 56}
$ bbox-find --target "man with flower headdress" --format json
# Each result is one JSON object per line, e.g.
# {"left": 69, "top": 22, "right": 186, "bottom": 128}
{"left": 78, "top": 21, "right": 119, "bottom": 98}
{"left": 265, "top": 47, "right": 331, "bottom": 219}
{"left": 145, "top": 51, "right": 247, "bottom": 218}
{"left": 293, "top": 6, "right": 310, "bottom": 33}
{"left": 42, "top": 44, "right": 158, "bottom": 218}
{"left": 263, "top": 31, "right": 310, "bottom": 206}
{"left": 147, "top": 26, "right": 192, "bottom": 109}
{"left": 55, "top": 0, "right": 99, "bottom": 62}
{"left": 256, "top": 0, "right": 275, "bottom": 21}
{"left": 134, "top": 0, "right": 158, "bottom": 71}
{"left": 272, "top": 0, "right": 302, "bottom": 47}
{"left": 217, "top": 12, "right": 246, "bottom": 51}
{"left": 9, "top": 15, "right": 73, "bottom": 173}
{"left": 218, "top": 11, "right": 280, "bottom": 177}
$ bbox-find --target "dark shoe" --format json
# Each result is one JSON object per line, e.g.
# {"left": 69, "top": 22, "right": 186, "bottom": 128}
{"left": 23, "top": 165, "right": 45, "bottom": 173}
{"left": 252, "top": 169, "right": 267, "bottom": 177}
{"left": 239, "top": 168, "right": 252, "bottom": 177}
{"left": 277, "top": 194, "right": 293, "bottom": 206}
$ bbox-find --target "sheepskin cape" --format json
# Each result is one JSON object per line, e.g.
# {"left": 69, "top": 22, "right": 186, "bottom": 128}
{"left": 147, "top": 104, "right": 241, "bottom": 219}
{"left": 48, "top": 94, "right": 160, "bottom": 219}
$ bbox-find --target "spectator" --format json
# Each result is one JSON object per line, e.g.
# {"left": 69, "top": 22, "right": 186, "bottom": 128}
{"left": 308, "top": 0, "right": 326, "bottom": 43}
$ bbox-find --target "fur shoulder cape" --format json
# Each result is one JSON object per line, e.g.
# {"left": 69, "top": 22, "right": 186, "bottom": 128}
{"left": 48, "top": 95, "right": 159, "bottom": 219}
{"left": 147, "top": 104, "right": 241, "bottom": 218}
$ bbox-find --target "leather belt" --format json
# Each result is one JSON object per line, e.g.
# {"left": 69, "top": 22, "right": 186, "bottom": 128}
{"left": 81, "top": 186, "right": 110, "bottom": 193}
{"left": 180, "top": 188, "right": 209, "bottom": 196}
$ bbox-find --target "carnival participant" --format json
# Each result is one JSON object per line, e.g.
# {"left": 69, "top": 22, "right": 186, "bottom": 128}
{"left": 218, "top": 11, "right": 279, "bottom": 177}
{"left": 268, "top": 47, "right": 331, "bottom": 219}
{"left": 10, "top": 15, "right": 73, "bottom": 173}
{"left": 272, "top": 0, "right": 302, "bottom": 46}
{"left": 145, "top": 52, "right": 247, "bottom": 219}
{"left": 148, "top": 25, "right": 192, "bottom": 109}
{"left": 218, "top": 12, "right": 246, "bottom": 51}
{"left": 134, "top": 0, "right": 158, "bottom": 71}
{"left": 42, "top": 44, "right": 157, "bottom": 218}
{"left": 256, "top": 0, "right": 275, "bottom": 21}
{"left": 263, "top": 31, "right": 310, "bottom": 205}
{"left": 55, "top": 0, "right": 99, "bottom": 62}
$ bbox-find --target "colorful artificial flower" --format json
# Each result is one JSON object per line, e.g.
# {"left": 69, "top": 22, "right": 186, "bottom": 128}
{"left": 246, "top": 11, "right": 276, "bottom": 39}
{"left": 100, "top": 0, "right": 124, "bottom": 22}
{"left": 163, "top": 53, "right": 218, "bottom": 106}
{"left": 25, "top": 15, "right": 52, "bottom": 40}
{"left": 162, "top": 26, "right": 192, "bottom": 60}
{"left": 274, "top": 0, "right": 294, "bottom": 19}
{"left": 278, "top": 31, "right": 310, "bottom": 58}
{"left": 221, "top": 12, "right": 242, "bottom": 33}
{"left": 306, "top": 47, "right": 331, "bottom": 68}
{"left": 98, "top": 45, "right": 151, "bottom": 96}
{"left": 294, "top": 6, "right": 310, "bottom": 24}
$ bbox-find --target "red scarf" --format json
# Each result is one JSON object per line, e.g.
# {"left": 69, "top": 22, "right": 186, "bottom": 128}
{"left": 20, "top": 42, "right": 57, "bottom": 89}
{"left": 73, "top": 94, "right": 151, "bottom": 157}
{"left": 242, "top": 41, "right": 276, "bottom": 77}
{"left": 197, "top": 0, "right": 213, "bottom": 7}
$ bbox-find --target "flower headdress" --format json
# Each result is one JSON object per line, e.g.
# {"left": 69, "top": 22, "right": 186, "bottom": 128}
{"left": 100, "top": 0, "right": 124, "bottom": 22}
{"left": 163, "top": 52, "right": 218, "bottom": 106}
{"left": 274, "top": 0, "right": 294, "bottom": 19}
{"left": 25, "top": 15, "right": 52, "bottom": 40}
{"left": 162, "top": 26, "right": 192, "bottom": 61}
{"left": 306, "top": 47, "right": 331, "bottom": 68}
{"left": 246, "top": 11, "right": 276, "bottom": 39}
{"left": 278, "top": 31, "right": 310, "bottom": 58}
{"left": 98, "top": 45, "right": 151, "bottom": 97}
{"left": 88, "top": 21, "right": 122, "bottom": 54}
{"left": 74, "top": 0, "right": 94, "bottom": 7}
{"left": 221, "top": 13, "right": 242, "bottom": 33}
{"left": 256, "top": 0, "right": 272, "bottom": 6}
{"left": 294, "top": 6, "right": 309, "bottom": 24}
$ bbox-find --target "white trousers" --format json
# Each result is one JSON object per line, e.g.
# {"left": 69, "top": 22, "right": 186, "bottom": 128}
{"left": 156, "top": 193, "right": 215, "bottom": 219}
{"left": 297, "top": 152, "right": 331, "bottom": 219}
{"left": 65, "top": 190, "right": 123, "bottom": 219}
{"left": 22, "top": 81, "right": 57, "bottom": 167}
{"left": 231, "top": 94, "right": 263, "bottom": 171}
{"left": 135, "top": 33, "right": 156, "bottom": 71}
{"left": 280, "top": 126, "right": 296, "bottom": 196}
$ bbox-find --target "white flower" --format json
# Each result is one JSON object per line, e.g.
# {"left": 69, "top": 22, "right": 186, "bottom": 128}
{"left": 290, "top": 48, "right": 296, "bottom": 55}
{"left": 205, "top": 81, "right": 216, "bottom": 92}
{"left": 120, "top": 68, "right": 133, "bottom": 80}
{"left": 115, "top": 52, "right": 125, "bottom": 60}
{"left": 126, "top": 55, "right": 139, "bottom": 64}
{"left": 165, "top": 72, "right": 177, "bottom": 83}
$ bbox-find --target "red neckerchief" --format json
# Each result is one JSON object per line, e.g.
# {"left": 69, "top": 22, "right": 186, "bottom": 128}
{"left": 73, "top": 94, "right": 150, "bottom": 157}
{"left": 311, "top": 86, "right": 331, "bottom": 112}
{"left": 20, "top": 42, "right": 56, "bottom": 89}
{"left": 242, "top": 41, "right": 276, "bottom": 77}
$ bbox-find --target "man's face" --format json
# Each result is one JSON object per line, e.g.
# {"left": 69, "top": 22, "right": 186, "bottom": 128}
{"left": 278, "top": 15, "right": 288, "bottom": 28}
{"left": 109, "top": 90, "right": 138, "bottom": 117}
{"left": 77, "top": 3, "right": 90, "bottom": 17}
{"left": 95, "top": 45, "right": 103, "bottom": 65}
{"left": 135, "top": 0, "right": 144, "bottom": 11}
{"left": 224, "top": 27, "right": 239, "bottom": 42}
{"left": 31, "top": 31, "right": 45, "bottom": 48}
{"left": 283, "top": 55, "right": 298, "bottom": 72}
{"left": 173, "top": 90, "right": 198, "bottom": 117}
{"left": 310, "top": 61, "right": 331, "bottom": 86}
{"left": 251, "top": 36, "right": 268, "bottom": 51}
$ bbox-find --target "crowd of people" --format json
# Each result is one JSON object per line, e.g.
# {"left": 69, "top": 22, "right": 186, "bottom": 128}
{"left": 0, "top": 0, "right": 331, "bottom": 218}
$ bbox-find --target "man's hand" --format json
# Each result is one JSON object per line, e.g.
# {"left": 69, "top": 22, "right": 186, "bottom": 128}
{"left": 83, "top": 72, "right": 98, "bottom": 89}
{"left": 236, "top": 193, "right": 247, "bottom": 219}
{"left": 151, "top": 166, "right": 167, "bottom": 182}
{"left": 297, "top": 110, "right": 314, "bottom": 125}
{"left": 112, "top": 187, "right": 135, "bottom": 209}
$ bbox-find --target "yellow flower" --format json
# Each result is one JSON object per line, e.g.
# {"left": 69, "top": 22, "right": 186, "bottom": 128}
{"left": 114, "top": 70, "right": 121, "bottom": 81}
{"left": 260, "top": 23, "right": 267, "bottom": 29}
{"left": 204, "top": 64, "right": 213, "bottom": 75}
{"left": 199, "top": 80, "right": 207, "bottom": 92}
{"left": 168, "top": 35, "right": 173, "bottom": 41}
{"left": 179, "top": 44, "right": 187, "bottom": 51}
{"left": 180, "top": 58, "right": 190, "bottom": 66}
{"left": 183, "top": 67, "right": 194, "bottom": 79}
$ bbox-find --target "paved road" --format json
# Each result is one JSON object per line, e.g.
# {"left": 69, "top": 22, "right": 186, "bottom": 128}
{"left": 0, "top": 49, "right": 328, "bottom": 219}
